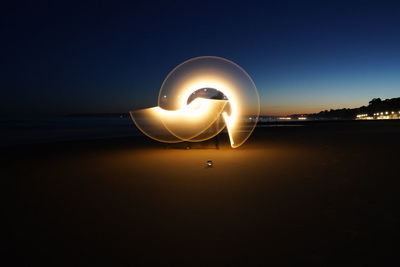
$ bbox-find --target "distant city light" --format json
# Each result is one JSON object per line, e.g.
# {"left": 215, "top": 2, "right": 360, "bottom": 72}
{"left": 357, "top": 111, "right": 400, "bottom": 120}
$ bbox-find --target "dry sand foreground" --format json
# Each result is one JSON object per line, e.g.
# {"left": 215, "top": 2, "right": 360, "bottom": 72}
{"left": 3, "top": 121, "right": 400, "bottom": 266}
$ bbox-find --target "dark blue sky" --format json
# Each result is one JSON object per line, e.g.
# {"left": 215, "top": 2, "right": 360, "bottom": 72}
{"left": 2, "top": 0, "right": 400, "bottom": 116}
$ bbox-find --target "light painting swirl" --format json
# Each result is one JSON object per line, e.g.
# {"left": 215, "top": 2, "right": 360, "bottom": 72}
{"left": 129, "top": 56, "right": 260, "bottom": 148}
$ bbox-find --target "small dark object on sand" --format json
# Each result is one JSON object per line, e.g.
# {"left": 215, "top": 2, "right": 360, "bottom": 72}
{"left": 207, "top": 160, "right": 213, "bottom": 167}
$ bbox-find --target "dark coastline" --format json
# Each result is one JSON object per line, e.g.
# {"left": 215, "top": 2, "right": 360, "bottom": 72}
{"left": 3, "top": 120, "right": 400, "bottom": 266}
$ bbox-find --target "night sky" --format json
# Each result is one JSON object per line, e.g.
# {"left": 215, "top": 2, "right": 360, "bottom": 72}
{"left": 2, "top": 0, "right": 400, "bottom": 116}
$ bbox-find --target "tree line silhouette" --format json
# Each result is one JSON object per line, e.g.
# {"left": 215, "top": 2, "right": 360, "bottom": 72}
{"left": 305, "top": 97, "right": 400, "bottom": 120}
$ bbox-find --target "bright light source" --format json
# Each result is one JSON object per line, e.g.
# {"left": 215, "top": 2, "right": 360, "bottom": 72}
{"left": 129, "top": 56, "right": 260, "bottom": 148}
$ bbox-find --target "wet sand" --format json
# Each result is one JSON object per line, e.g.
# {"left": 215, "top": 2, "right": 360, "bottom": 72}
{"left": 3, "top": 121, "right": 400, "bottom": 266}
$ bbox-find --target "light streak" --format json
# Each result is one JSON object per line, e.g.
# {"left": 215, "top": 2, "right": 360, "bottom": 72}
{"left": 129, "top": 56, "right": 260, "bottom": 148}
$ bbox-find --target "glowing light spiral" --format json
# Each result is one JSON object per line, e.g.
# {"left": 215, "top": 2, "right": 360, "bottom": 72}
{"left": 129, "top": 56, "right": 260, "bottom": 148}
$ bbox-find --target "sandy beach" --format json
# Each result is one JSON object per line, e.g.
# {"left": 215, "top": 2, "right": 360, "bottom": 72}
{"left": 4, "top": 121, "right": 400, "bottom": 265}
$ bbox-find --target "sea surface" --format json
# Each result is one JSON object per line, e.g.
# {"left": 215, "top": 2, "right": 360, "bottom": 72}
{"left": 0, "top": 116, "right": 306, "bottom": 147}
{"left": 0, "top": 116, "right": 140, "bottom": 147}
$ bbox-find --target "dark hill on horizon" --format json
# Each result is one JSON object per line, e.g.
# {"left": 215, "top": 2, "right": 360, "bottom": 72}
{"left": 292, "top": 97, "right": 400, "bottom": 120}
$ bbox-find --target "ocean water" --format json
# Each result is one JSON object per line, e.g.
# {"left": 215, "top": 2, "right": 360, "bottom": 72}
{"left": 0, "top": 116, "right": 140, "bottom": 147}
{"left": 0, "top": 116, "right": 307, "bottom": 147}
